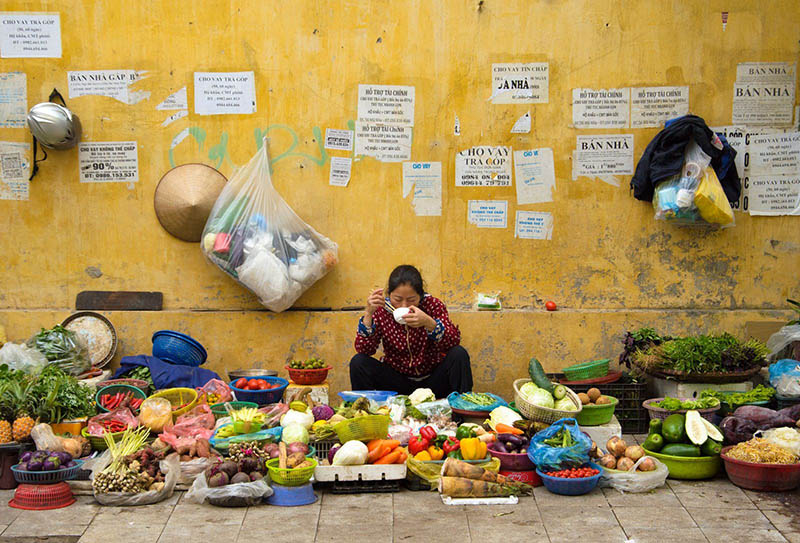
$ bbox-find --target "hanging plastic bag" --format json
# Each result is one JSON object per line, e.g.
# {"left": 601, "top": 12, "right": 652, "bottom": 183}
{"left": 528, "top": 418, "right": 592, "bottom": 471}
{"left": 598, "top": 455, "right": 669, "bottom": 493}
{"left": 91, "top": 452, "right": 179, "bottom": 506}
{"left": 767, "top": 325, "right": 800, "bottom": 361}
{"left": 201, "top": 142, "right": 338, "bottom": 312}
{"left": 185, "top": 471, "right": 273, "bottom": 506}
{"left": 199, "top": 379, "right": 233, "bottom": 404}
{"left": 139, "top": 397, "right": 173, "bottom": 433}
{"left": 769, "top": 359, "right": 800, "bottom": 398}
{"left": 693, "top": 167, "right": 734, "bottom": 225}
{"left": 0, "top": 343, "right": 48, "bottom": 374}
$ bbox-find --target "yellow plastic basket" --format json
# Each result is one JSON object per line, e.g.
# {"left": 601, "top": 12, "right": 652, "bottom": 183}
{"left": 266, "top": 457, "right": 317, "bottom": 486}
{"left": 149, "top": 387, "right": 199, "bottom": 420}
{"left": 333, "top": 415, "right": 391, "bottom": 443}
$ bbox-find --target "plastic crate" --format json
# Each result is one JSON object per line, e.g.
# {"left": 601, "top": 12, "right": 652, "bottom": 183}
{"left": 548, "top": 372, "right": 649, "bottom": 434}
{"left": 312, "top": 439, "right": 340, "bottom": 462}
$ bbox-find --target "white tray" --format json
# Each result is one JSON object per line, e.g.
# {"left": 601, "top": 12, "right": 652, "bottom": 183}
{"left": 314, "top": 463, "right": 406, "bottom": 482}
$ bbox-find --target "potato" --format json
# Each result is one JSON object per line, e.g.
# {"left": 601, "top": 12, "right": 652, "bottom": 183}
{"left": 595, "top": 396, "right": 612, "bottom": 405}
{"left": 625, "top": 445, "right": 645, "bottom": 462}
{"left": 587, "top": 388, "right": 602, "bottom": 402}
{"left": 286, "top": 452, "right": 307, "bottom": 469}
{"left": 637, "top": 457, "right": 657, "bottom": 472}
{"left": 616, "top": 457, "right": 635, "bottom": 471}
{"left": 606, "top": 436, "right": 628, "bottom": 457}
{"left": 578, "top": 392, "right": 591, "bottom": 405}
{"left": 598, "top": 453, "right": 617, "bottom": 469}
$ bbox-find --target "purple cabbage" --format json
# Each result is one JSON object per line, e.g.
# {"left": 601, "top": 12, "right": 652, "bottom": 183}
{"left": 327, "top": 444, "right": 341, "bottom": 465}
{"left": 312, "top": 405, "right": 335, "bottom": 421}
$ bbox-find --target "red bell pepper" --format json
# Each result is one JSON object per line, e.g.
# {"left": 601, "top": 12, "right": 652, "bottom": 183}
{"left": 442, "top": 436, "right": 460, "bottom": 455}
{"left": 419, "top": 426, "right": 437, "bottom": 442}
{"left": 408, "top": 435, "right": 430, "bottom": 456}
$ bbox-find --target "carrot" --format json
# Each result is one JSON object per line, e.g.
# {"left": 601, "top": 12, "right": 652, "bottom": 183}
{"left": 395, "top": 450, "right": 407, "bottom": 464}
{"left": 368, "top": 443, "right": 391, "bottom": 463}
{"left": 375, "top": 449, "right": 402, "bottom": 464}
{"left": 367, "top": 439, "right": 383, "bottom": 452}
{"left": 494, "top": 423, "right": 524, "bottom": 435}
{"left": 383, "top": 439, "right": 401, "bottom": 450}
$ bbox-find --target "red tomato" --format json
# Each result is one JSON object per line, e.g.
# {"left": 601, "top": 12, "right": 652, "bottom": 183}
{"left": 246, "top": 381, "right": 260, "bottom": 390}
{"left": 545, "top": 300, "right": 557, "bottom": 311}
{"left": 255, "top": 379, "right": 268, "bottom": 389}
{"left": 234, "top": 378, "right": 247, "bottom": 389}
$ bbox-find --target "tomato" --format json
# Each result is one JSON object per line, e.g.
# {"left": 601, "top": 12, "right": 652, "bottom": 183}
{"left": 234, "top": 378, "right": 247, "bottom": 389}
{"left": 255, "top": 379, "right": 268, "bottom": 389}
{"left": 245, "top": 380, "right": 259, "bottom": 390}
{"left": 545, "top": 300, "right": 557, "bottom": 311}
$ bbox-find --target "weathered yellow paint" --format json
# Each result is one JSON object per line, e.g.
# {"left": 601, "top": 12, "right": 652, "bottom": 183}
{"left": 0, "top": 1, "right": 797, "bottom": 395}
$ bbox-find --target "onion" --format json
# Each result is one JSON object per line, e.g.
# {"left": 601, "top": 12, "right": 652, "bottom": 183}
{"left": 606, "top": 436, "right": 628, "bottom": 458}
{"left": 597, "top": 454, "right": 617, "bottom": 469}
{"left": 616, "top": 457, "right": 635, "bottom": 471}
{"left": 624, "top": 445, "right": 645, "bottom": 462}
{"left": 637, "top": 457, "right": 657, "bottom": 472}
{"left": 286, "top": 442, "right": 309, "bottom": 455}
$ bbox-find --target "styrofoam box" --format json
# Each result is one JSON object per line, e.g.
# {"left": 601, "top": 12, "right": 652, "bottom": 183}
{"left": 314, "top": 463, "right": 406, "bottom": 482}
{"left": 580, "top": 415, "right": 622, "bottom": 448}
{"left": 652, "top": 377, "right": 752, "bottom": 399}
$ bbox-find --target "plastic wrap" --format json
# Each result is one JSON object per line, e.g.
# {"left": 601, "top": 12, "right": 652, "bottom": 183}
{"left": 178, "top": 457, "right": 217, "bottom": 486}
{"left": 769, "top": 359, "right": 800, "bottom": 398}
{"left": 139, "top": 397, "right": 173, "bottom": 433}
{"left": 0, "top": 343, "right": 48, "bottom": 374}
{"left": 767, "top": 325, "right": 800, "bottom": 362}
{"left": 259, "top": 403, "right": 290, "bottom": 428}
{"left": 199, "top": 379, "right": 233, "bottom": 404}
{"left": 185, "top": 471, "right": 273, "bottom": 506}
{"left": 26, "top": 325, "right": 91, "bottom": 376}
{"left": 598, "top": 456, "right": 669, "bottom": 493}
{"left": 91, "top": 453, "right": 179, "bottom": 506}
{"left": 528, "top": 418, "right": 592, "bottom": 471}
{"left": 87, "top": 408, "right": 139, "bottom": 436}
{"left": 406, "top": 455, "right": 500, "bottom": 490}
{"left": 201, "top": 142, "right": 338, "bottom": 312}
{"left": 447, "top": 392, "right": 508, "bottom": 412}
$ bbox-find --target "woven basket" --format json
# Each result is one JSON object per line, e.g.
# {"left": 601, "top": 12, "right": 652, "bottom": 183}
{"left": 149, "top": 388, "right": 199, "bottom": 419}
{"left": 642, "top": 398, "right": 719, "bottom": 421}
{"left": 631, "top": 361, "right": 762, "bottom": 384}
{"left": 333, "top": 415, "right": 391, "bottom": 443}
{"left": 513, "top": 379, "right": 582, "bottom": 423}
{"left": 266, "top": 457, "right": 317, "bottom": 486}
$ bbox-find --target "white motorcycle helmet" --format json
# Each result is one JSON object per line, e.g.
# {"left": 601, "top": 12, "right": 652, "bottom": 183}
{"left": 27, "top": 101, "right": 81, "bottom": 150}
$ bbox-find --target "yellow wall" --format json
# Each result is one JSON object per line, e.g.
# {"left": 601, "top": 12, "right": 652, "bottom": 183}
{"left": 1, "top": 1, "right": 797, "bottom": 396}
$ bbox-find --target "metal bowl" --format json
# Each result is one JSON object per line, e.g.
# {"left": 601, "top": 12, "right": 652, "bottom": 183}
{"left": 227, "top": 368, "right": 279, "bottom": 381}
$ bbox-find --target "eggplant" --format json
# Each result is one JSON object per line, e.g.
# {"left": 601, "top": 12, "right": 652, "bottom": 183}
{"left": 490, "top": 441, "right": 508, "bottom": 453}
{"left": 19, "top": 451, "right": 33, "bottom": 463}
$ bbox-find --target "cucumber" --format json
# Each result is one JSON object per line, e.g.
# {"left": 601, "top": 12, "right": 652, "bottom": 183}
{"left": 660, "top": 443, "right": 701, "bottom": 457}
{"left": 700, "top": 439, "right": 722, "bottom": 456}
{"left": 552, "top": 385, "right": 567, "bottom": 400}
{"left": 643, "top": 433, "right": 664, "bottom": 452}
{"left": 685, "top": 410, "right": 708, "bottom": 446}
{"left": 528, "top": 358, "right": 554, "bottom": 394}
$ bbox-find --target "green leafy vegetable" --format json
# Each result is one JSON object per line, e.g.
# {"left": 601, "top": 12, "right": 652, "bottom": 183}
{"left": 700, "top": 384, "right": 775, "bottom": 407}
{"left": 632, "top": 333, "right": 768, "bottom": 375}
{"left": 27, "top": 325, "right": 91, "bottom": 376}
{"left": 122, "top": 365, "right": 154, "bottom": 390}
{"left": 26, "top": 365, "right": 95, "bottom": 423}
{"left": 654, "top": 396, "right": 720, "bottom": 411}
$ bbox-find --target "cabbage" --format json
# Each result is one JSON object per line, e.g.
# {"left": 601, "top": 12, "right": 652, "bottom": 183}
{"left": 488, "top": 406, "right": 522, "bottom": 430}
{"left": 520, "top": 382, "right": 540, "bottom": 398}
{"left": 280, "top": 409, "right": 314, "bottom": 429}
{"left": 281, "top": 424, "right": 309, "bottom": 444}
{"left": 409, "top": 388, "right": 435, "bottom": 405}
{"left": 332, "top": 440, "right": 368, "bottom": 466}
{"left": 523, "top": 386, "right": 554, "bottom": 408}
{"left": 554, "top": 397, "right": 577, "bottom": 411}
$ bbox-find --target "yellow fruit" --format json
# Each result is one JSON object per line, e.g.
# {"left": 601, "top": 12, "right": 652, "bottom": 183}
{"left": 12, "top": 415, "right": 34, "bottom": 441}
{"left": 0, "top": 420, "right": 11, "bottom": 443}
{"left": 289, "top": 401, "right": 308, "bottom": 412}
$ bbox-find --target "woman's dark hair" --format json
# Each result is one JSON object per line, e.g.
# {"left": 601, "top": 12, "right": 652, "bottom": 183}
{"left": 387, "top": 265, "right": 424, "bottom": 298}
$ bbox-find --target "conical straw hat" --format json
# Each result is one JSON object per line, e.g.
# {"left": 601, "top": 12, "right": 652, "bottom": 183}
{"left": 154, "top": 163, "right": 227, "bottom": 242}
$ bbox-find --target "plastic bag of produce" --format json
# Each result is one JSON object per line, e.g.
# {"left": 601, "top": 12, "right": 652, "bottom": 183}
{"left": 766, "top": 324, "right": 800, "bottom": 362}
{"left": 91, "top": 453, "right": 179, "bottom": 506}
{"left": 87, "top": 408, "right": 139, "bottom": 436}
{"left": 447, "top": 392, "right": 508, "bottom": 412}
{"left": 139, "top": 397, "right": 173, "bottom": 433}
{"left": 26, "top": 325, "right": 91, "bottom": 376}
{"left": 185, "top": 471, "right": 273, "bottom": 506}
{"left": 199, "top": 379, "right": 233, "bottom": 404}
{"left": 769, "top": 359, "right": 800, "bottom": 398}
{"left": 178, "top": 457, "right": 217, "bottom": 486}
{"left": 406, "top": 455, "right": 500, "bottom": 491}
{"left": 0, "top": 342, "right": 48, "bottom": 374}
{"left": 528, "top": 418, "right": 592, "bottom": 471}
{"left": 258, "top": 403, "right": 289, "bottom": 428}
{"left": 166, "top": 404, "right": 216, "bottom": 436}
{"left": 201, "top": 142, "right": 338, "bottom": 312}
{"left": 598, "top": 455, "right": 668, "bottom": 493}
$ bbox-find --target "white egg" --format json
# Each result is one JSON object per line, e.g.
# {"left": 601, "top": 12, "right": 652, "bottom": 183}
{"left": 393, "top": 307, "right": 410, "bottom": 324}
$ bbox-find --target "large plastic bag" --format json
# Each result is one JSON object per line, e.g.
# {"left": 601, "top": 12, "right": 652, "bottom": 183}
{"left": 447, "top": 392, "right": 508, "bottom": 412}
{"left": 694, "top": 167, "right": 734, "bottom": 225}
{"left": 91, "top": 452, "right": 179, "bottom": 506}
{"left": 598, "top": 456, "right": 669, "bottom": 493}
{"left": 87, "top": 408, "right": 139, "bottom": 436}
{"left": 769, "top": 359, "right": 800, "bottom": 398}
{"left": 26, "top": 325, "right": 91, "bottom": 376}
{"left": 199, "top": 379, "right": 233, "bottom": 404}
{"left": 0, "top": 343, "right": 48, "bottom": 374}
{"left": 165, "top": 404, "right": 216, "bottom": 437}
{"left": 767, "top": 325, "right": 800, "bottom": 362}
{"left": 178, "top": 457, "right": 217, "bottom": 486}
{"left": 528, "top": 418, "right": 592, "bottom": 471}
{"left": 186, "top": 471, "right": 273, "bottom": 506}
{"left": 201, "top": 142, "right": 338, "bottom": 312}
{"left": 258, "top": 403, "right": 289, "bottom": 428}
{"left": 139, "top": 397, "right": 173, "bottom": 433}
{"left": 406, "top": 455, "right": 500, "bottom": 491}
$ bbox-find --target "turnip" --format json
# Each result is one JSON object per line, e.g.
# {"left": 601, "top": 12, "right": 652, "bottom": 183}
{"left": 230, "top": 472, "right": 251, "bottom": 484}
{"left": 286, "top": 442, "right": 309, "bottom": 455}
{"left": 208, "top": 471, "right": 229, "bottom": 487}
{"left": 218, "top": 461, "right": 239, "bottom": 478}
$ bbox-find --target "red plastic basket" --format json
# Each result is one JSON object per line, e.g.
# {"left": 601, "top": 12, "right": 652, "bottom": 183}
{"left": 9, "top": 482, "right": 76, "bottom": 510}
{"left": 285, "top": 365, "right": 331, "bottom": 385}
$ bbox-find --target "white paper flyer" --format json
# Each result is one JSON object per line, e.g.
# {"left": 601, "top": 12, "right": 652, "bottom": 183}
{"left": 68, "top": 70, "right": 150, "bottom": 105}
{"left": 572, "top": 135, "right": 634, "bottom": 184}
{"left": 515, "top": 211, "right": 553, "bottom": 240}
{"left": 513, "top": 148, "right": 555, "bottom": 205}
{"left": 455, "top": 146, "right": 512, "bottom": 187}
{"left": 0, "top": 72, "right": 26, "bottom": 128}
{"left": 194, "top": 72, "right": 256, "bottom": 115}
{"left": 78, "top": 142, "right": 139, "bottom": 183}
{"left": 0, "top": 141, "right": 30, "bottom": 200}
{"left": 572, "top": 88, "right": 630, "bottom": 129}
{"left": 0, "top": 13, "right": 61, "bottom": 58}
{"left": 630, "top": 86, "right": 689, "bottom": 128}
{"left": 402, "top": 161, "right": 442, "bottom": 216}
{"left": 328, "top": 156, "right": 352, "bottom": 187}
{"left": 491, "top": 63, "right": 549, "bottom": 104}
{"left": 732, "top": 62, "right": 796, "bottom": 126}
{"left": 468, "top": 200, "right": 508, "bottom": 228}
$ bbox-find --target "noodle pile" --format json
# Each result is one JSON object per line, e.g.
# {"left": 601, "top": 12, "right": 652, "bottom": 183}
{"left": 725, "top": 438, "right": 799, "bottom": 464}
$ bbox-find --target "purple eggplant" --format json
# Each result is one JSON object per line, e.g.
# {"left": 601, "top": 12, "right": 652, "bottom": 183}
{"left": 19, "top": 451, "right": 33, "bottom": 463}
{"left": 27, "top": 460, "right": 43, "bottom": 471}
{"left": 489, "top": 441, "right": 508, "bottom": 453}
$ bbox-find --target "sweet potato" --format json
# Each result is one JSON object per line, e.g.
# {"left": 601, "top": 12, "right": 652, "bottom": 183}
{"left": 733, "top": 405, "right": 795, "bottom": 430}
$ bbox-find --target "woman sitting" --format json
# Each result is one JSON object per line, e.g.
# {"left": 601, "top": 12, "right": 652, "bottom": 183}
{"left": 349, "top": 264, "right": 472, "bottom": 398}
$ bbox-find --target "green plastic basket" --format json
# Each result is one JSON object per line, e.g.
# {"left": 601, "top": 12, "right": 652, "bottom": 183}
{"left": 210, "top": 401, "right": 258, "bottom": 420}
{"left": 575, "top": 396, "right": 618, "bottom": 426}
{"left": 266, "top": 457, "right": 317, "bottom": 486}
{"left": 81, "top": 426, "right": 152, "bottom": 451}
{"left": 96, "top": 384, "right": 147, "bottom": 413}
{"left": 562, "top": 359, "right": 610, "bottom": 381}
{"left": 333, "top": 415, "right": 391, "bottom": 443}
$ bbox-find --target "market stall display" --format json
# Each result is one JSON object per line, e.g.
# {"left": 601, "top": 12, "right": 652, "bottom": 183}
{"left": 643, "top": 396, "right": 720, "bottom": 421}
{"left": 641, "top": 411, "right": 723, "bottom": 479}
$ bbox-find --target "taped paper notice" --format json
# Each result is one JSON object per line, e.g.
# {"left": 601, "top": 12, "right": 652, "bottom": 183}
{"left": 747, "top": 175, "right": 800, "bottom": 216}
{"left": 156, "top": 87, "right": 188, "bottom": 110}
{"left": 572, "top": 135, "right": 634, "bottom": 186}
{"left": 354, "top": 122, "right": 412, "bottom": 162}
{"left": 468, "top": 200, "right": 508, "bottom": 228}
{"left": 515, "top": 211, "right": 553, "bottom": 240}
{"left": 324, "top": 128, "right": 354, "bottom": 151}
{"left": 511, "top": 111, "right": 531, "bottom": 133}
{"left": 572, "top": 88, "right": 629, "bottom": 129}
{"left": 78, "top": 142, "right": 139, "bottom": 183}
{"left": 513, "top": 148, "right": 555, "bottom": 205}
{"left": 631, "top": 86, "right": 689, "bottom": 128}
{"left": 491, "top": 63, "right": 549, "bottom": 104}
{"left": 748, "top": 132, "right": 800, "bottom": 176}
{"left": 357, "top": 84, "right": 415, "bottom": 126}
{"left": 194, "top": 72, "right": 256, "bottom": 115}
{"left": 161, "top": 110, "right": 188, "bottom": 127}
{"left": 733, "top": 62, "right": 795, "bottom": 126}
{"left": 68, "top": 70, "right": 150, "bottom": 104}
{"left": 329, "top": 156, "right": 352, "bottom": 187}
{"left": 0, "top": 72, "right": 26, "bottom": 127}
{"left": 455, "top": 146, "right": 512, "bottom": 187}
{"left": 0, "top": 13, "right": 61, "bottom": 58}
{"left": 402, "top": 161, "right": 442, "bottom": 216}
{"left": 0, "top": 141, "right": 30, "bottom": 200}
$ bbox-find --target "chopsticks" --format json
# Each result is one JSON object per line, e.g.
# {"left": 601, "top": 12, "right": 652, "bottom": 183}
{"left": 384, "top": 299, "right": 397, "bottom": 313}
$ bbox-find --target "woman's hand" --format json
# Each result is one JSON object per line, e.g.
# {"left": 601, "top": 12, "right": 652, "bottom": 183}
{"left": 365, "top": 288, "right": 384, "bottom": 317}
{"left": 404, "top": 306, "right": 436, "bottom": 331}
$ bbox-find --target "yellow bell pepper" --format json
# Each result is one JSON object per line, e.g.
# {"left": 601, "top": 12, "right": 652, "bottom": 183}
{"left": 427, "top": 446, "right": 444, "bottom": 461}
{"left": 460, "top": 437, "right": 488, "bottom": 460}
{"left": 414, "top": 450, "right": 432, "bottom": 461}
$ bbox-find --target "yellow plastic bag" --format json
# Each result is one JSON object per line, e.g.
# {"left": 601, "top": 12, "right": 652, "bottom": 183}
{"left": 139, "top": 397, "right": 173, "bottom": 433}
{"left": 406, "top": 456, "right": 501, "bottom": 490}
{"left": 694, "top": 167, "right": 734, "bottom": 225}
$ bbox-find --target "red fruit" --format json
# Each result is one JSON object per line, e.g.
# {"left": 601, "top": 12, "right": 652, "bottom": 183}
{"left": 545, "top": 301, "right": 557, "bottom": 311}
{"left": 234, "top": 378, "right": 247, "bottom": 389}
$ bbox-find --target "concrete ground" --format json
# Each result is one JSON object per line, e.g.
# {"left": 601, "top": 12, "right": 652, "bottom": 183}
{"left": 1, "top": 434, "right": 799, "bottom": 543}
